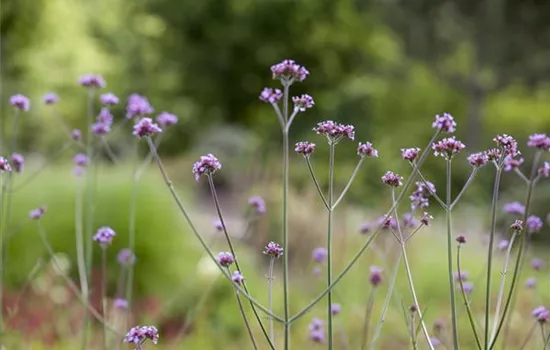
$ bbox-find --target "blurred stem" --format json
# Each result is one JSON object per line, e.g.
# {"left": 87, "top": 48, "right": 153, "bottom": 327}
{"left": 74, "top": 175, "right": 89, "bottom": 331}
{"left": 457, "top": 245, "right": 483, "bottom": 350}
{"left": 125, "top": 139, "right": 140, "bottom": 315}
{"left": 282, "top": 80, "right": 291, "bottom": 350}
{"left": 360, "top": 288, "right": 376, "bottom": 350}
{"left": 101, "top": 247, "right": 108, "bottom": 350}
{"left": 519, "top": 322, "right": 538, "bottom": 350}
{"left": 327, "top": 143, "right": 335, "bottom": 350}
{"left": 267, "top": 257, "right": 275, "bottom": 344}
{"left": 305, "top": 157, "right": 329, "bottom": 210}
{"left": 100, "top": 137, "right": 120, "bottom": 164}
{"left": 332, "top": 157, "right": 364, "bottom": 209}
{"left": 0, "top": 174, "right": 3, "bottom": 336}
{"left": 445, "top": 159, "right": 460, "bottom": 350}
{"left": 451, "top": 168, "right": 479, "bottom": 210}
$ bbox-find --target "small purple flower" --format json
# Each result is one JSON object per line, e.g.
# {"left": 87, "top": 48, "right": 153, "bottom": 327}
{"left": 308, "top": 318, "right": 323, "bottom": 331}
{"left": 538, "top": 162, "right": 550, "bottom": 178}
{"left": 497, "top": 240, "right": 510, "bottom": 251}
{"left": 358, "top": 142, "right": 379, "bottom": 158}
{"left": 78, "top": 74, "right": 106, "bottom": 88}
{"left": 531, "top": 258, "right": 544, "bottom": 271}
{"left": 486, "top": 148, "right": 501, "bottom": 161}
{"left": 402, "top": 213, "right": 418, "bottom": 228}
{"left": 231, "top": 271, "right": 245, "bottom": 284}
{"left": 0, "top": 157, "right": 11, "bottom": 172}
{"left": 93, "top": 226, "right": 116, "bottom": 246}
{"left": 377, "top": 215, "right": 398, "bottom": 231}
{"left": 532, "top": 306, "right": 550, "bottom": 323}
{"left": 213, "top": 219, "right": 223, "bottom": 231}
{"left": 259, "top": 87, "right": 283, "bottom": 104}
{"left": 309, "top": 330, "right": 325, "bottom": 343}
{"left": 100, "top": 92, "right": 119, "bottom": 106}
{"left": 72, "top": 129, "right": 82, "bottom": 141}
{"left": 313, "top": 120, "right": 355, "bottom": 143}
{"left": 370, "top": 265, "right": 383, "bottom": 286}
{"left": 381, "top": 171, "right": 403, "bottom": 187}
{"left": 330, "top": 303, "right": 341, "bottom": 316}
{"left": 217, "top": 252, "right": 235, "bottom": 267}
{"left": 503, "top": 202, "right": 525, "bottom": 215}
{"left": 401, "top": 147, "right": 420, "bottom": 162}
{"left": 74, "top": 154, "right": 89, "bottom": 167}
{"left": 248, "top": 196, "right": 266, "bottom": 214}
{"left": 359, "top": 222, "right": 370, "bottom": 234}
{"left": 527, "top": 133, "right": 550, "bottom": 151}
{"left": 312, "top": 247, "right": 327, "bottom": 263}
{"left": 526, "top": 215, "right": 543, "bottom": 233}
{"left": 113, "top": 298, "right": 129, "bottom": 310}
{"left": 10, "top": 94, "right": 30, "bottom": 111}
{"left": 503, "top": 156, "right": 523, "bottom": 172}
{"left": 460, "top": 282, "right": 474, "bottom": 294}
{"left": 117, "top": 249, "right": 136, "bottom": 266}
{"left": 292, "top": 94, "right": 314, "bottom": 112}
{"left": 92, "top": 122, "right": 111, "bottom": 135}
{"left": 126, "top": 94, "right": 154, "bottom": 119}
{"left": 468, "top": 152, "right": 489, "bottom": 167}
{"left": 456, "top": 235, "right": 466, "bottom": 244}
{"left": 124, "top": 325, "right": 159, "bottom": 346}
{"left": 295, "top": 141, "right": 316, "bottom": 156}
{"left": 420, "top": 212, "right": 433, "bottom": 226}
{"left": 494, "top": 134, "right": 520, "bottom": 158}
{"left": 454, "top": 271, "right": 469, "bottom": 282}
{"left": 263, "top": 241, "right": 283, "bottom": 258}
{"left": 430, "top": 337, "right": 441, "bottom": 347}
{"left": 525, "top": 277, "right": 537, "bottom": 288}
{"left": 271, "top": 59, "right": 309, "bottom": 82}
{"left": 29, "top": 206, "right": 46, "bottom": 220}
{"left": 97, "top": 108, "right": 114, "bottom": 124}
{"left": 432, "top": 113, "right": 456, "bottom": 133}
{"left": 410, "top": 181, "right": 436, "bottom": 210}
{"left": 192, "top": 154, "right": 222, "bottom": 181}
{"left": 43, "top": 93, "right": 59, "bottom": 105}
{"left": 11, "top": 153, "right": 24, "bottom": 173}
{"left": 133, "top": 117, "right": 162, "bottom": 138}
{"left": 432, "top": 137, "right": 466, "bottom": 158}
{"left": 156, "top": 112, "right": 178, "bottom": 127}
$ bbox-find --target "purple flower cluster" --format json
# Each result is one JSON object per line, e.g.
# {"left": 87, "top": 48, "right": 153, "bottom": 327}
{"left": 432, "top": 113, "right": 456, "bottom": 133}
{"left": 312, "top": 247, "right": 327, "bottom": 263}
{"left": 11, "top": 153, "right": 24, "bottom": 173}
{"left": 369, "top": 265, "right": 383, "bottom": 286}
{"left": 402, "top": 213, "right": 418, "bottom": 228}
{"left": 460, "top": 282, "right": 474, "bottom": 294}
{"left": 248, "top": 196, "right": 266, "bottom": 214}
{"left": 156, "top": 112, "right": 178, "bottom": 127}
{"left": 192, "top": 154, "right": 221, "bottom": 181}
{"left": 100, "top": 92, "right": 119, "bottom": 106}
{"left": 410, "top": 181, "right": 436, "bottom": 210}
{"left": 456, "top": 235, "right": 466, "bottom": 244}
{"left": 510, "top": 220, "right": 523, "bottom": 232}
{"left": 532, "top": 306, "right": 549, "bottom": 323}
{"left": 381, "top": 171, "right": 403, "bottom": 187}
{"left": 126, "top": 94, "right": 154, "bottom": 119}
{"left": 292, "top": 94, "right": 314, "bottom": 111}
{"left": 10, "top": 94, "right": 30, "bottom": 112}
{"left": 308, "top": 318, "right": 325, "bottom": 343}
{"left": 78, "top": 74, "right": 106, "bottom": 88}
{"left": 527, "top": 133, "right": 550, "bottom": 151}
{"left": 43, "top": 93, "right": 59, "bottom": 105}
{"left": 467, "top": 152, "right": 489, "bottom": 167}
{"left": 72, "top": 129, "right": 82, "bottom": 141}
{"left": 29, "top": 206, "right": 46, "bottom": 220}
{"left": 295, "top": 141, "right": 316, "bottom": 156}
{"left": 538, "top": 162, "right": 550, "bottom": 178}
{"left": 526, "top": 215, "right": 543, "bottom": 233}
{"left": 493, "top": 134, "right": 520, "bottom": 158}
{"left": 401, "top": 147, "right": 420, "bottom": 162}
{"left": 420, "top": 212, "right": 433, "bottom": 226}
{"left": 259, "top": 88, "right": 283, "bottom": 104}
{"left": 313, "top": 120, "right": 355, "bottom": 143}
{"left": 217, "top": 252, "right": 235, "bottom": 267}
{"left": 358, "top": 142, "right": 378, "bottom": 158}
{"left": 503, "top": 202, "right": 525, "bottom": 215}
{"left": 263, "top": 241, "right": 283, "bottom": 258}
{"left": 133, "top": 117, "right": 162, "bottom": 138}
{"left": 503, "top": 156, "right": 524, "bottom": 172}
{"left": 93, "top": 108, "right": 114, "bottom": 135}
{"left": 454, "top": 271, "right": 469, "bottom": 282}
{"left": 124, "top": 325, "right": 159, "bottom": 346}
{"left": 271, "top": 59, "right": 309, "bottom": 82}
{"left": 377, "top": 215, "right": 398, "bottom": 231}
{"left": 74, "top": 154, "right": 89, "bottom": 167}
{"left": 530, "top": 258, "right": 544, "bottom": 271}
{"left": 330, "top": 303, "right": 341, "bottom": 316}
{"left": 231, "top": 271, "right": 245, "bottom": 284}
{"left": 525, "top": 277, "right": 537, "bottom": 288}
{"left": 432, "top": 137, "right": 466, "bottom": 158}
{"left": 114, "top": 298, "right": 129, "bottom": 310}
{"left": 93, "top": 226, "right": 116, "bottom": 246}
{"left": 118, "top": 249, "right": 136, "bottom": 266}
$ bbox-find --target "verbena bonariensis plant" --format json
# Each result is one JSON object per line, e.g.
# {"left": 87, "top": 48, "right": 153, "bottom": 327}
{"left": 0, "top": 60, "right": 550, "bottom": 350}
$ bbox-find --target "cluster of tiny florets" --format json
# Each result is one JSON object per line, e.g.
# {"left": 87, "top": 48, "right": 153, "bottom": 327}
{"left": 74, "top": 154, "right": 89, "bottom": 167}
{"left": 78, "top": 74, "right": 106, "bottom": 89}
{"left": 100, "top": 92, "right": 119, "bottom": 106}
{"left": 401, "top": 147, "right": 420, "bottom": 162}
{"left": 292, "top": 94, "right": 315, "bottom": 111}
{"left": 72, "top": 129, "right": 82, "bottom": 142}
{"left": 11, "top": 153, "right": 24, "bottom": 173}
{"left": 156, "top": 112, "right": 178, "bottom": 127}
{"left": 117, "top": 248, "right": 136, "bottom": 266}
{"left": 93, "top": 108, "right": 114, "bottom": 135}
{"left": 410, "top": 181, "right": 436, "bottom": 209}
{"left": 510, "top": 220, "right": 523, "bottom": 232}
{"left": 312, "top": 247, "right": 327, "bottom": 263}
{"left": 527, "top": 133, "right": 550, "bottom": 151}
{"left": 192, "top": 154, "right": 222, "bottom": 181}
{"left": 503, "top": 156, "right": 524, "bottom": 172}
{"left": 369, "top": 265, "right": 383, "bottom": 286}
{"left": 402, "top": 213, "right": 418, "bottom": 228}
{"left": 532, "top": 306, "right": 549, "bottom": 323}
{"left": 467, "top": 152, "right": 489, "bottom": 167}
{"left": 381, "top": 171, "right": 403, "bottom": 187}
{"left": 493, "top": 134, "right": 520, "bottom": 158}
{"left": 29, "top": 206, "right": 46, "bottom": 220}
{"left": 503, "top": 202, "right": 525, "bottom": 215}
{"left": 133, "top": 117, "right": 162, "bottom": 138}
{"left": 432, "top": 137, "right": 466, "bottom": 158}
{"left": 10, "top": 94, "right": 30, "bottom": 112}
{"left": 420, "top": 212, "right": 433, "bottom": 226}
{"left": 124, "top": 325, "right": 159, "bottom": 346}
{"left": 432, "top": 113, "right": 456, "bottom": 133}
{"left": 313, "top": 120, "right": 355, "bottom": 142}
{"left": 295, "top": 141, "right": 316, "bottom": 156}
{"left": 263, "top": 242, "right": 283, "bottom": 258}
{"left": 358, "top": 142, "right": 378, "bottom": 158}
{"left": 259, "top": 88, "right": 283, "bottom": 104}
{"left": 217, "top": 252, "right": 235, "bottom": 267}
{"left": 271, "top": 59, "right": 309, "bottom": 82}
{"left": 538, "top": 162, "right": 550, "bottom": 178}
{"left": 126, "top": 94, "right": 154, "bottom": 119}
{"left": 93, "top": 226, "right": 116, "bottom": 246}
{"left": 114, "top": 298, "right": 129, "bottom": 310}
{"left": 231, "top": 271, "right": 245, "bottom": 284}
{"left": 248, "top": 196, "right": 266, "bottom": 214}
{"left": 456, "top": 235, "right": 466, "bottom": 244}
{"left": 377, "top": 215, "right": 398, "bottom": 231}
{"left": 526, "top": 215, "right": 543, "bottom": 233}
{"left": 43, "top": 93, "right": 59, "bottom": 105}
{"left": 308, "top": 318, "right": 325, "bottom": 343}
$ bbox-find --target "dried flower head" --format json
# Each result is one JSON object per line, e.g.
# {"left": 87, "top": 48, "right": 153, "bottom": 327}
{"left": 72, "top": 129, "right": 82, "bottom": 141}
{"left": 369, "top": 265, "right": 383, "bottom": 286}
{"left": 29, "top": 206, "right": 46, "bottom": 220}
{"left": 231, "top": 271, "right": 245, "bottom": 284}
{"left": 100, "top": 92, "right": 119, "bottom": 106}
{"left": 11, "top": 153, "right": 24, "bottom": 173}
{"left": 381, "top": 171, "right": 403, "bottom": 187}
{"left": 468, "top": 152, "right": 489, "bottom": 167}
{"left": 526, "top": 215, "right": 543, "bottom": 233}
{"left": 259, "top": 87, "right": 283, "bottom": 104}
{"left": 124, "top": 325, "right": 159, "bottom": 346}
{"left": 78, "top": 74, "right": 106, "bottom": 88}
{"left": 358, "top": 142, "right": 379, "bottom": 158}
{"left": 43, "top": 93, "right": 59, "bottom": 105}
{"left": 93, "top": 226, "right": 116, "bottom": 246}
{"left": 192, "top": 154, "right": 221, "bottom": 181}
{"left": 10, "top": 94, "right": 30, "bottom": 111}
{"left": 456, "top": 235, "right": 466, "bottom": 244}
{"left": 313, "top": 120, "right": 355, "bottom": 143}
{"left": 432, "top": 137, "right": 466, "bottom": 158}
{"left": 432, "top": 113, "right": 456, "bottom": 133}
{"left": 510, "top": 220, "right": 523, "bottom": 232}
{"left": 527, "top": 133, "right": 550, "bottom": 151}
{"left": 401, "top": 147, "right": 420, "bottom": 162}
{"left": 503, "top": 202, "right": 525, "bottom": 215}
{"left": 133, "top": 117, "right": 162, "bottom": 137}
{"left": 74, "top": 154, "right": 89, "bottom": 167}
{"left": 117, "top": 249, "right": 136, "bottom": 266}
{"left": 263, "top": 241, "right": 283, "bottom": 258}
{"left": 248, "top": 196, "right": 266, "bottom": 214}
{"left": 292, "top": 94, "right": 314, "bottom": 111}
{"left": 538, "top": 162, "right": 550, "bottom": 178}
{"left": 295, "top": 141, "right": 316, "bottom": 156}
{"left": 217, "top": 252, "right": 235, "bottom": 267}
{"left": 156, "top": 112, "right": 178, "bottom": 127}
{"left": 271, "top": 59, "right": 309, "bottom": 82}
{"left": 312, "top": 247, "right": 327, "bottom": 263}
{"left": 126, "top": 94, "right": 154, "bottom": 119}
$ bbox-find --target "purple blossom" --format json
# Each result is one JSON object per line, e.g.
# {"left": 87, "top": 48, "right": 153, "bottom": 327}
{"left": 0, "top": 157, "right": 11, "bottom": 172}
{"left": 460, "top": 282, "right": 474, "bottom": 294}
{"left": 292, "top": 94, "right": 314, "bottom": 111}
{"left": 100, "top": 92, "right": 119, "bottom": 106}
{"left": 72, "top": 129, "right": 82, "bottom": 141}
{"left": 454, "top": 271, "right": 469, "bottom": 282}
{"left": 432, "top": 137, "right": 466, "bottom": 158}
{"left": 309, "top": 330, "right": 325, "bottom": 343}
{"left": 78, "top": 74, "right": 106, "bottom": 88}
{"left": 231, "top": 271, "right": 245, "bottom": 284}
{"left": 402, "top": 213, "right": 418, "bottom": 228}
{"left": 526, "top": 215, "right": 543, "bottom": 233}
{"left": 503, "top": 156, "right": 524, "bottom": 172}
{"left": 117, "top": 249, "right": 136, "bottom": 266}
{"left": 430, "top": 337, "right": 441, "bottom": 347}
{"left": 486, "top": 148, "right": 501, "bottom": 161}
{"left": 93, "top": 226, "right": 116, "bottom": 246}
{"left": 97, "top": 108, "right": 114, "bottom": 124}
{"left": 259, "top": 87, "right": 283, "bottom": 104}
{"left": 312, "top": 247, "right": 327, "bottom": 263}
{"left": 114, "top": 298, "right": 129, "bottom": 310}
{"left": 401, "top": 147, "right": 420, "bottom": 162}
{"left": 538, "top": 162, "right": 550, "bottom": 178}
{"left": 532, "top": 306, "right": 550, "bottom": 323}
{"left": 29, "top": 206, "right": 46, "bottom": 220}
{"left": 497, "top": 240, "right": 510, "bottom": 251}
{"left": 525, "top": 277, "right": 537, "bottom": 288}
{"left": 271, "top": 59, "right": 309, "bottom": 82}
{"left": 358, "top": 142, "right": 378, "bottom": 158}
{"left": 359, "top": 222, "right": 370, "bottom": 234}
{"left": 381, "top": 171, "right": 403, "bottom": 187}
{"left": 213, "top": 219, "right": 223, "bottom": 231}
{"left": 217, "top": 252, "right": 235, "bottom": 267}
{"left": 369, "top": 265, "right": 383, "bottom": 286}
{"left": 74, "top": 154, "right": 89, "bottom": 167}
{"left": 527, "top": 133, "right": 550, "bottom": 151}
{"left": 432, "top": 113, "right": 456, "bottom": 133}
{"left": 308, "top": 318, "right": 323, "bottom": 331}
{"left": 377, "top": 215, "right": 398, "bottom": 231}
{"left": 420, "top": 212, "right": 433, "bottom": 226}
{"left": 133, "top": 117, "right": 162, "bottom": 138}
{"left": 468, "top": 152, "right": 489, "bottom": 167}
{"left": 124, "top": 325, "right": 159, "bottom": 346}
{"left": 456, "top": 235, "right": 466, "bottom": 244}
{"left": 10, "top": 94, "right": 30, "bottom": 111}
{"left": 531, "top": 258, "right": 544, "bottom": 271}
{"left": 192, "top": 154, "right": 221, "bottom": 181}
{"left": 330, "top": 303, "right": 341, "bottom": 316}
{"left": 313, "top": 120, "right": 355, "bottom": 142}
{"left": 156, "top": 112, "right": 178, "bottom": 127}
{"left": 295, "top": 141, "right": 316, "bottom": 156}
{"left": 126, "top": 94, "right": 154, "bottom": 119}
{"left": 263, "top": 241, "right": 283, "bottom": 258}
{"left": 503, "top": 202, "right": 525, "bottom": 215}
{"left": 410, "top": 181, "right": 436, "bottom": 210}
{"left": 43, "top": 93, "right": 59, "bottom": 105}
{"left": 494, "top": 134, "right": 520, "bottom": 158}
{"left": 92, "top": 122, "right": 111, "bottom": 135}
{"left": 248, "top": 196, "right": 266, "bottom": 214}
{"left": 11, "top": 153, "right": 24, "bottom": 173}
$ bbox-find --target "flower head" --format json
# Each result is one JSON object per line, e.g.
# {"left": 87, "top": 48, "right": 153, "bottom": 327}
{"left": 213, "top": 219, "right": 223, "bottom": 231}
{"left": 124, "top": 325, "right": 159, "bottom": 346}
{"left": 0, "top": 157, "right": 11, "bottom": 173}
{"left": 43, "top": 93, "right": 59, "bottom": 105}
{"left": 126, "top": 94, "right": 154, "bottom": 119}
{"left": 359, "top": 222, "right": 370, "bottom": 234}
{"left": 497, "top": 239, "right": 510, "bottom": 251}
{"left": 456, "top": 235, "right": 466, "bottom": 244}
{"left": 271, "top": 59, "right": 309, "bottom": 82}
{"left": 192, "top": 154, "right": 221, "bottom": 181}
{"left": 358, "top": 142, "right": 378, "bottom": 158}
{"left": 97, "top": 108, "right": 114, "bottom": 124}
{"left": 117, "top": 249, "right": 136, "bottom": 266}
{"left": 377, "top": 215, "right": 398, "bottom": 231}
{"left": 526, "top": 215, "right": 543, "bottom": 233}
{"left": 74, "top": 154, "right": 89, "bottom": 167}
{"left": 92, "top": 122, "right": 111, "bottom": 135}
{"left": 381, "top": 171, "right": 403, "bottom": 187}
{"left": 369, "top": 265, "right": 383, "bottom": 286}
{"left": 432, "top": 113, "right": 456, "bottom": 133}
{"left": 432, "top": 137, "right": 466, "bottom": 158}
{"left": 308, "top": 318, "right": 323, "bottom": 332}
{"left": 100, "top": 92, "right": 119, "bottom": 106}
{"left": 402, "top": 213, "right": 418, "bottom": 228}
{"left": 93, "top": 226, "right": 116, "bottom": 246}
{"left": 503, "top": 202, "right": 525, "bottom": 215}
{"left": 401, "top": 148, "right": 420, "bottom": 162}
{"left": 10, "top": 94, "right": 30, "bottom": 111}
{"left": 217, "top": 252, "right": 235, "bottom": 267}
{"left": 531, "top": 258, "right": 544, "bottom": 271}
{"left": 312, "top": 247, "right": 327, "bottom": 263}
{"left": 231, "top": 271, "right": 245, "bottom": 284}
{"left": 156, "top": 112, "right": 178, "bottom": 127}
{"left": 410, "top": 181, "right": 436, "bottom": 210}
{"left": 527, "top": 134, "right": 550, "bottom": 151}
{"left": 330, "top": 303, "right": 341, "bottom": 316}
{"left": 133, "top": 117, "right": 162, "bottom": 138}
{"left": 532, "top": 306, "right": 550, "bottom": 323}
{"left": 72, "top": 129, "right": 82, "bottom": 141}
{"left": 525, "top": 277, "right": 537, "bottom": 288}
{"left": 494, "top": 134, "right": 520, "bottom": 158}
{"left": 248, "top": 196, "right": 266, "bottom": 214}
{"left": 292, "top": 94, "right": 314, "bottom": 111}
{"left": 114, "top": 298, "right": 129, "bottom": 310}
{"left": 29, "top": 206, "right": 46, "bottom": 220}
{"left": 468, "top": 152, "right": 489, "bottom": 167}
{"left": 454, "top": 271, "right": 469, "bottom": 282}
{"left": 420, "top": 212, "right": 433, "bottom": 226}
{"left": 460, "top": 282, "right": 474, "bottom": 294}
{"left": 538, "top": 162, "right": 550, "bottom": 178}
{"left": 309, "top": 329, "right": 325, "bottom": 343}
{"left": 430, "top": 337, "right": 441, "bottom": 347}
{"left": 503, "top": 156, "right": 523, "bottom": 172}
{"left": 295, "top": 141, "right": 316, "bottom": 156}
{"left": 263, "top": 241, "right": 283, "bottom": 258}
{"left": 11, "top": 153, "right": 24, "bottom": 173}
{"left": 510, "top": 220, "right": 523, "bottom": 232}
{"left": 313, "top": 120, "right": 355, "bottom": 143}
{"left": 78, "top": 74, "right": 106, "bottom": 88}
{"left": 259, "top": 88, "right": 283, "bottom": 104}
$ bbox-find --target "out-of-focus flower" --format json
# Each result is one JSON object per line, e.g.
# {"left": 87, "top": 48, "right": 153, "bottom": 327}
{"left": 358, "top": 142, "right": 378, "bottom": 158}
{"left": 11, "top": 153, "right": 24, "bottom": 173}
{"left": 10, "top": 94, "right": 30, "bottom": 111}
{"left": 43, "top": 93, "right": 59, "bottom": 105}
{"left": 248, "top": 196, "right": 266, "bottom": 214}
{"left": 100, "top": 92, "right": 119, "bottom": 106}
{"left": 263, "top": 242, "right": 283, "bottom": 258}
{"left": 156, "top": 112, "right": 178, "bottom": 127}
{"left": 78, "top": 74, "right": 106, "bottom": 89}
{"left": 312, "top": 247, "right": 327, "bottom": 263}
{"left": 133, "top": 117, "right": 162, "bottom": 137}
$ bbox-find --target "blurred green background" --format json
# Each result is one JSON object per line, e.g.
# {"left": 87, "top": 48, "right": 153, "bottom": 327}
{"left": 2, "top": 0, "right": 550, "bottom": 348}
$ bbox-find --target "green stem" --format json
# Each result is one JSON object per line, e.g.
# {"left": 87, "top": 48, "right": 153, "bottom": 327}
{"left": 101, "top": 247, "right": 108, "bottom": 350}
{"left": 305, "top": 157, "right": 329, "bottom": 210}
{"left": 267, "top": 257, "right": 275, "bottom": 344}
{"left": 457, "top": 245, "right": 483, "bottom": 350}
{"left": 360, "top": 288, "right": 376, "bottom": 350}
{"left": 126, "top": 139, "right": 140, "bottom": 314}
{"left": 450, "top": 168, "right": 479, "bottom": 210}
{"left": 446, "top": 159, "right": 460, "bottom": 350}
{"left": 282, "top": 81, "right": 291, "bottom": 350}
{"left": 327, "top": 143, "right": 335, "bottom": 349}
{"left": 519, "top": 322, "right": 538, "bottom": 350}
{"left": 332, "top": 158, "right": 364, "bottom": 209}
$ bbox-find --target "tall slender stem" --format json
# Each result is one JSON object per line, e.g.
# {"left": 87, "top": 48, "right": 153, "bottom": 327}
{"left": 327, "top": 143, "right": 335, "bottom": 349}
{"left": 74, "top": 175, "right": 89, "bottom": 331}
{"left": 0, "top": 174, "right": 3, "bottom": 336}
{"left": 267, "top": 257, "right": 275, "bottom": 344}
{"left": 361, "top": 288, "right": 376, "bottom": 350}
{"left": 305, "top": 157, "right": 329, "bottom": 210}
{"left": 446, "top": 159, "right": 460, "bottom": 349}
{"left": 457, "top": 245, "right": 483, "bottom": 350}
{"left": 101, "top": 247, "right": 108, "bottom": 350}
{"left": 332, "top": 158, "right": 364, "bottom": 209}
{"left": 282, "top": 81, "right": 291, "bottom": 349}
{"left": 519, "top": 322, "right": 538, "bottom": 350}
{"left": 235, "top": 290, "right": 259, "bottom": 350}
{"left": 126, "top": 140, "right": 140, "bottom": 313}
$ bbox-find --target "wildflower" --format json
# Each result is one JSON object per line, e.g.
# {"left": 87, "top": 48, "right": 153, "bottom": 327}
{"left": 503, "top": 156, "right": 523, "bottom": 172}
{"left": 213, "top": 219, "right": 223, "bottom": 231}
{"left": 538, "top": 162, "right": 550, "bottom": 178}
{"left": 74, "top": 154, "right": 89, "bottom": 167}
{"left": 497, "top": 240, "right": 510, "bottom": 251}
{"left": 486, "top": 148, "right": 501, "bottom": 161}
{"left": 460, "top": 282, "right": 474, "bottom": 294}
{"left": 532, "top": 306, "right": 549, "bottom": 323}
{"left": 78, "top": 74, "right": 106, "bottom": 88}
{"left": 410, "top": 181, "right": 436, "bottom": 210}
{"left": 402, "top": 213, "right": 418, "bottom": 228}
{"left": 527, "top": 133, "right": 550, "bottom": 151}
{"left": 248, "top": 196, "right": 266, "bottom": 214}
{"left": 309, "top": 330, "right": 325, "bottom": 343}
{"left": 454, "top": 271, "right": 469, "bottom": 282}
{"left": 308, "top": 318, "right": 323, "bottom": 331}
{"left": 124, "top": 325, "right": 159, "bottom": 346}
{"left": 456, "top": 235, "right": 466, "bottom": 244}
{"left": 231, "top": 271, "right": 245, "bottom": 284}
{"left": 467, "top": 152, "right": 489, "bottom": 167}
{"left": 10, "top": 94, "right": 30, "bottom": 111}
{"left": 29, "top": 206, "right": 46, "bottom": 220}
{"left": 100, "top": 92, "right": 119, "bottom": 106}
{"left": 126, "top": 94, "right": 154, "bottom": 119}
{"left": 113, "top": 298, "right": 129, "bottom": 310}
{"left": 494, "top": 134, "right": 520, "bottom": 158}
{"left": 358, "top": 142, "right": 379, "bottom": 158}
{"left": 369, "top": 265, "right": 383, "bottom": 286}
{"left": 271, "top": 59, "right": 309, "bottom": 82}
{"left": 117, "top": 249, "right": 136, "bottom": 266}
{"left": 525, "top": 277, "right": 537, "bottom": 288}
{"left": 526, "top": 215, "right": 543, "bottom": 233}
{"left": 432, "top": 113, "right": 456, "bottom": 133}
{"left": 503, "top": 202, "right": 525, "bottom": 215}
{"left": 377, "top": 215, "right": 398, "bottom": 231}
{"left": 381, "top": 171, "right": 403, "bottom": 187}
{"left": 401, "top": 147, "right": 420, "bottom": 162}
{"left": 0, "top": 157, "right": 11, "bottom": 173}
{"left": 263, "top": 242, "right": 283, "bottom": 258}
{"left": 432, "top": 137, "right": 466, "bottom": 158}
{"left": 511, "top": 220, "right": 523, "bottom": 232}
{"left": 531, "top": 258, "right": 544, "bottom": 271}
{"left": 11, "top": 153, "right": 24, "bottom": 173}
{"left": 420, "top": 212, "right": 433, "bottom": 226}
{"left": 43, "top": 93, "right": 59, "bottom": 105}
{"left": 92, "top": 122, "right": 111, "bottom": 135}
{"left": 133, "top": 117, "right": 162, "bottom": 137}
{"left": 156, "top": 112, "right": 178, "bottom": 127}
{"left": 312, "top": 247, "right": 327, "bottom": 263}
{"left": 313, "top": 120, "right": 355, "bottom": 143}
{"left": 259, "top": 88, "right": 283, "bottom": 104}
{"left": 295, "top": 141, "right": 316, "bottom": 156}
{"left": 359, "top": 222, "right": 370, "bottom": 234}
{"left": 292, "top": 94, "right": 314, "bottom": 111}
{"left": 93, "top": 227, "right": 116, "bottom": 246}
{"left": 192, "top": 154, "right": 221, "bottom": 181}
{"left": 217, "top": 252, "right": 235, "bottom": 267}
{"left": 330, "top": 303, "right": 341, "bottom": 316}
{"left": 72, "top": 129, "right": 82, "bottom": 141}
{"left": 430, "top": 337, "right": 442, "bottom": 347}
{"left": 97, "top": 108, "right": 114, "bottom": 124}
